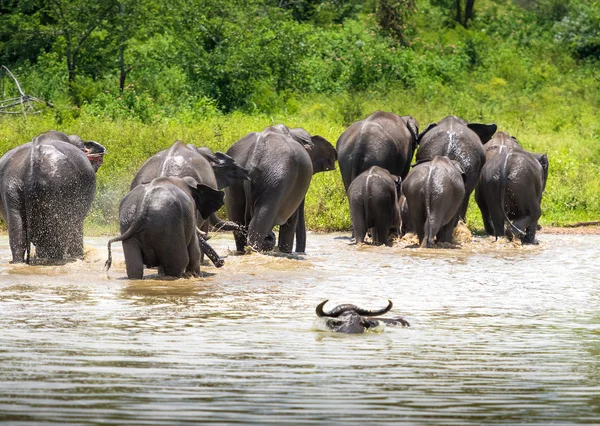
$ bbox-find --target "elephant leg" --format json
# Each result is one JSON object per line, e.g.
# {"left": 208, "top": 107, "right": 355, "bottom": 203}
{"left": 353, "top": 216, "right": 367, "bottom": 245}
{"left": 159, "top": 247, "right": 188, "bottom": 278}
{"left": 349, "top": 200, "right": 366, "bottom": 244}
{"left": 279, "top": 210, "right": 299, "bottom": 254}
{"left": 7, "top": 209, "right": 27, "bottom": 263}
{"left": 65, "top": 220, "right": 85, "bottom": 259}
{"left": 475, "top": 189, "right": 494, "bottom": 235}
{"left": 294, "top": 199, "right": 307, "bottom": 253}
{"left": 374, "top": 220, "right": 391, "bottom": 246}
{"left": 513, "top": 206, "right": 541, "bottom": 245}
{"left": 248, "top": 204, "right": 277, "bottom": 251}
{"left": 436, "top": 220, "right": 455, "bottom": 244}
{"left": 186, "top": 236, "right": 202, "bottom": 277}
{"left": 233, "top": 229, "right": 248, "bottom": 253}
{"left": 122, "top": 239, "right": 144, "bottom": 279}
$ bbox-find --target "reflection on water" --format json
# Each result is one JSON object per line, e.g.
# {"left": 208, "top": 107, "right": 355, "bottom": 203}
{"left": 1, "top": 233, "right": 600, "bottom": 424}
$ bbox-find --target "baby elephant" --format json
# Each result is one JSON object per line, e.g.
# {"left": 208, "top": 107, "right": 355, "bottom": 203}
{"left": 402, "top": 155, "right": 466, "bottom": 247}
{"left": 315, "top": 300, "right": 409, "bottom": 334}
{"left": 348, "top": 166, "right": 401, "bottom": 245}
{"left": 105, "top": 176, "right": 224, "bottom": 279}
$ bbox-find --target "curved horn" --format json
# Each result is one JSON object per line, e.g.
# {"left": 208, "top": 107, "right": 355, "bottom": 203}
{"left": 316, "top": 300, "right": 329, "bottom": 317}
{"left": 354, "top": 300, "right": 393, "bottom": 317}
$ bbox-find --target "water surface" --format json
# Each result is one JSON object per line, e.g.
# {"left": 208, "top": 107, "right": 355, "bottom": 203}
{"left": 0, "top": 233, "right": 599, "bottom": 425}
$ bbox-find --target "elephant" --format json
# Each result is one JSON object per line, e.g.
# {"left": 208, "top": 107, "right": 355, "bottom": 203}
{"left": 482, "top": 131, "right": 522, "bottom": 161}
{"left": 225, "top": 124, "right": 337, "bottom": 253}
{"left": 105, "top": 176, "right": 224, "bottom": 279}
{"left": 315, "top": 300, "right": 409, "bottom": 334}
{"left": 0, "top": 130, "right": 105, "bottom": 263}
{"left": 131, "top": 140, "right": 249, "bottom": 237}
{"left": 401, "top": 155, "right": 466, "bottom": 248}
{"left": 416, "top": 116, "right": 497, "bottom": 222}
{"left": 347, "top": 166, "right": 401, "bottom": 245}
{"left": 476, "top": 148, "right": 549, "bottom": 244}
{"left": 336, "top": 111, "right": 419, "bottom": 192}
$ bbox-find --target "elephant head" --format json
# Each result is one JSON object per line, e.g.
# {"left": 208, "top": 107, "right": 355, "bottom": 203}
{"left": 535, "top": 153, "right": 549, "bottom": 191}
{"left": 189, "top": 145, "right": 250, "bottom": 189}
{"left": 289, "top": 128, "right": 337, "bottom": 174}
{"left": 181, "top": 176, "right": 225, "bottom": 220}
{"left": 315, "top": 300, "right": 408, "bottom": 334}
{"left": 36, "top": 130, "right": 106, "bottom": 173}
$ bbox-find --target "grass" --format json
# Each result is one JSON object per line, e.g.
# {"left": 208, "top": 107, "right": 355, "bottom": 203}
{"left": 1, "top": 87, "right": 599, "bottom": 236}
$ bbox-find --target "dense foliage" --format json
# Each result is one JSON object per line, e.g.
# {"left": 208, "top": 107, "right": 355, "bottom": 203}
{"left": 1, "top": 0, "right": 600, "bottom": 233}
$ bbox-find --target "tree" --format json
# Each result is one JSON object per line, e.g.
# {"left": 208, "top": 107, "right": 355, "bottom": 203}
{"left": 455, "top": 0, "right": 475, "bottom": 28}
{"left": 376, "top": 0, "right": 416, "bottom": 45}
{"left": 44, "top": 0, "right": 118, "bottom": 95}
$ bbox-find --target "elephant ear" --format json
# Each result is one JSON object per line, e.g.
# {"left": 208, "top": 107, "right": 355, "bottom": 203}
{"left": 467, "top": 123, "right": 497, "bottom": 144}
{"left": 212, "top": 151, "right": 250, "bottom": 188}
{"left": 309, "top": 135, "right": 337, "bottom": 173}
{"left": 451, "top": 160, "right": 467, "bottom": 184}
{"left": 404, "top": 117, "right": 419, "bottom": 149}
{"left": 392, "top": 175, "right": 402, "bottom": 198}
{"left": 189, "top": 183, "right": 225, "bottom": 220}
{"left": 417, "top": 122, "right": 437, "bottom": 144}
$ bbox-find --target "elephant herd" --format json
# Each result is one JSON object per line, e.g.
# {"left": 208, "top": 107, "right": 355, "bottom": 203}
{"left": 0, "top": 111, "right": 549, "bottom": 278}
{"left": 338, "top": 112, "right": 548, "bottom": 248}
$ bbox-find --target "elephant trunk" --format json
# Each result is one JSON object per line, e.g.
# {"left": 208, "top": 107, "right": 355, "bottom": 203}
{"left": 197, "top": 231, "right": 224, "bottom": 268}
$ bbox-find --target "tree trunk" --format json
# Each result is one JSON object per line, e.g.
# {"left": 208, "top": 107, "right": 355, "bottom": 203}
{"left": 119, "top": 2, "right": 127, "bottom": 91}
{"left": 456, "top": 0, "right": 462, "bottom": 25}
{"left": 464, "top": 0, "right": 475, "bottom": 28}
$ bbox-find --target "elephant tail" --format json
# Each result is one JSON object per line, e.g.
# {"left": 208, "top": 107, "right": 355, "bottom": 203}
{"left": 105, "top": 221, "right": 143, "bottom": 271}
{"left": 423, "top": 165, "right": 434, "bottom": 246}
{"left": 499, "top": 152, "right": 526, "bottom": 237}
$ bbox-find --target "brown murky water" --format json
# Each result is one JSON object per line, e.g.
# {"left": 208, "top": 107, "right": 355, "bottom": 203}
{"left": 1, "top": 233, "right": 599, "bottom": 424}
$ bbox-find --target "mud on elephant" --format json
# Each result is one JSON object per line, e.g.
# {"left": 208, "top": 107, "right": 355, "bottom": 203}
{"left": 105, "top": 176, "right": 224, "bottom": 279}
{"left": 0, "top": 130, "right": 105, "bottom": 263}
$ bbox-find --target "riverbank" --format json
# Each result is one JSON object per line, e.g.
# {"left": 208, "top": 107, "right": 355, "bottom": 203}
{"left": 1, "top": 105, "right": 600, "bottom": 234}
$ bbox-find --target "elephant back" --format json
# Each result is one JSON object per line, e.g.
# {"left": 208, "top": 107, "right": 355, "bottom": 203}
{"left": 132, "top": 141, "right": 218, "bottom": 191}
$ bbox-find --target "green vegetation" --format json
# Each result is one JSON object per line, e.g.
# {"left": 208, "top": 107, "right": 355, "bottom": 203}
{"left": 1, "top": 0, "right": 600, "bottom": 234}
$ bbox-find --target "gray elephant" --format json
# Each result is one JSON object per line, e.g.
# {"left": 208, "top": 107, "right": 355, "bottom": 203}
{"left": 0, "top": 130, "right": 105, "bottom": 263}
{"left": 225, "top": 124, "right": 336, "bottom": 253}
{"left": 336, "top": 111, "right": 419, "bottom": 192}
{"left": 416, "top": 116, "right": 496, "bottom": 222}
{"left": 105, "top": 176, "right": 224, "bottom": 279}
{"left": 475, "top": 131, "right": 523, "bottom": 234}
{"left": 315, "top": 300, "right": 409, "bottom": 334}
{"left": 348, "top": 166, "right": 401, "bottom": 245}
{"left": 131, "top": 140, "right": 249, "bottom": 233}
{"left": 482, "top": 131, "right": 522, "bottom": 161}
{"left": 402, "top": 156, "right": 466, "bottom": 248}
{"left": 476, "top": 148, "right": 549, "bottom": 244}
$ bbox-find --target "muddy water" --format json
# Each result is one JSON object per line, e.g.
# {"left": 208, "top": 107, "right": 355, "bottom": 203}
{"left": 0, "top": 233, "right": 599, "bottom": 425}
